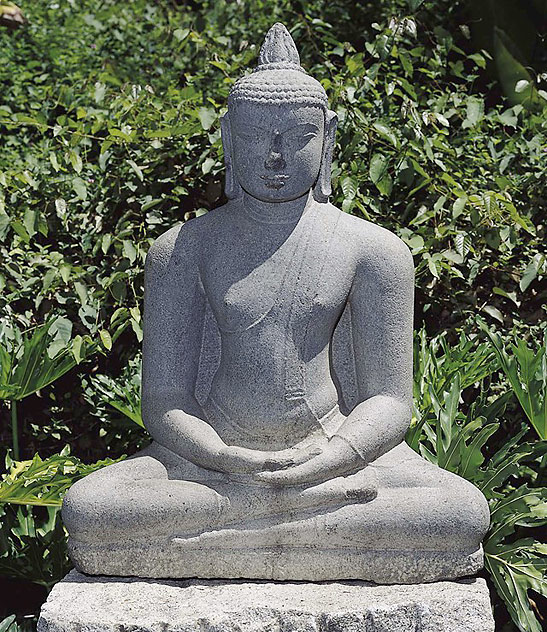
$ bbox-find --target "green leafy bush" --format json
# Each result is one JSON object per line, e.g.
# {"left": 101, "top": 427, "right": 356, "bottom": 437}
{"left": 0, "top": 0, "right": 545, "bottom": 630}
{"left": 408, "top": 327, "right": 546, "bottom": 631}
{"left": 0, "top": 448, "right": 119, "bottom": 591}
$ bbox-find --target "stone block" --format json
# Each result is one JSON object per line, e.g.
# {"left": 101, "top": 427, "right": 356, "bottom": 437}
{"left": 38, "top": 570, "right": 495, "bottom": 632}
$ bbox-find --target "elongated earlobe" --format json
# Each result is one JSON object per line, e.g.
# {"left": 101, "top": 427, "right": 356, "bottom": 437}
{"left": 221, "top": 114, "right": 243, "bottom": 200}
{"left": 314, "top": 109, "right": 338, "bottom": 203}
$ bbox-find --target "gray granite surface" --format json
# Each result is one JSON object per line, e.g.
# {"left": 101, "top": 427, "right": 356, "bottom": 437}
{"left": 61, "top": 22, "right": 490, "bottom": 583}
{"left": 38, "top": 571, "right": 495, "bottom": 632}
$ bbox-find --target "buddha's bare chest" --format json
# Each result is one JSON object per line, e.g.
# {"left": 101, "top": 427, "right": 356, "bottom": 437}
{"left": 200, "top": 225, "right": 353, "bottom": 334}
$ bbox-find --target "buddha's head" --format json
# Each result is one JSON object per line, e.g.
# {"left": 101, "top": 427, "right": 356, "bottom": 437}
{"left": 221, "top": 23, "right": 337, "bottom": 203}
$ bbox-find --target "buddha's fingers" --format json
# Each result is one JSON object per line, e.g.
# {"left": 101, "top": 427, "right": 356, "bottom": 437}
{"left": 216, "top": 445, "right": 271, "bottom": 473}
{"left": 298, "top": 470, "right": 378, "bottom": 507}
{"left": 289, "top": 444, "right": 324, "bottom": 466}
{"left": 254, "top": 436, "right": 361, "bottom": 485}
{"left": 263, "top": 445, "right": 322, "bottom": 471}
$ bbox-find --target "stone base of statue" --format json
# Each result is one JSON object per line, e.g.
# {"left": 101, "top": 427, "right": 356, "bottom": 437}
{"left": 68, "top": 537, "right": 484, "bottom": 584}
{"left": 38, "top": 570, "right": 495, "bottom": 632}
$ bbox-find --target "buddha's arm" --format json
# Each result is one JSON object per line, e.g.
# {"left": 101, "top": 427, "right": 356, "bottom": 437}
{"left": 141, "top": 225, "right": 228, "bottom": 470}
{"left": 332, "top": 233, "right": 414, "bottom": 461}
{"left": 257, "top": 231, "right": 414, "bottom": 485}
{"left": 142, "top": 224, "right": 315, "bottom": 474}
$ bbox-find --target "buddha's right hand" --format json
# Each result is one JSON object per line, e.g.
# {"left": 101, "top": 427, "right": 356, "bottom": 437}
{"left": 216, "top": 445, "right": 320, "bottom": 474}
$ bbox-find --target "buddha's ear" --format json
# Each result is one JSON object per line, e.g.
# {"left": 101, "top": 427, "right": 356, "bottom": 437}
{"left": 314, "top": 109, "right": 338, "bottom": 203}
{"left": 221, "top": 113, "right": 243, "bottom": 200}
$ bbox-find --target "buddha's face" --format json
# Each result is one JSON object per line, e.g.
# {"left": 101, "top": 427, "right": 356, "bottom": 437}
{"left": 229, "top": 102, "right": 325, "bottom": 202}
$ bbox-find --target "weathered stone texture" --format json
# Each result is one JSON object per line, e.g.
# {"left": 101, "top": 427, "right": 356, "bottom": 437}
{"left": 38, "top": 571, "right": 495, "bottom": 632}
{"left": 61, "top": 22, "right": 490, "bottom": 585}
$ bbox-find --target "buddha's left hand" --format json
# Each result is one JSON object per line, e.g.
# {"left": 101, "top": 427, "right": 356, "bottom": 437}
{"left": 253, "top": 436, "right": 363, "bottom": 485}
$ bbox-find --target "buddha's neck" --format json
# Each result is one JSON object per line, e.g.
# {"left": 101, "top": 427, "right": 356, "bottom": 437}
{"left": 241, "top": 190, "right": 312, "bottom": 225}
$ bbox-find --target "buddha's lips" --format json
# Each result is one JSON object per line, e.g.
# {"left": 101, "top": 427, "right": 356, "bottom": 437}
{"left": 261, "top": 174, "right": 290, "bottom": 189}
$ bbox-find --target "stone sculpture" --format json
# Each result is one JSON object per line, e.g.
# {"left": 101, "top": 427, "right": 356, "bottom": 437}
{"left": 62, "top": 23, "right": 490, "bottom": 583}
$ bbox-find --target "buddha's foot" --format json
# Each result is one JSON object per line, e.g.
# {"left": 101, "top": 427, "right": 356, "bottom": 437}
{"left": 67, "top": 536, "right": 483, "bottom": 583}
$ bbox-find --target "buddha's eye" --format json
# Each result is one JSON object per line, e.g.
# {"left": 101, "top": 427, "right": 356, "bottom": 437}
{"left": 283, "top": 124, "right": 319, "bottom": 149}
{"left": 236, "top": 128, "right": 266, "bottom": 143}
{"left": 290, "top": 131, "right": 317, "bottom": 149}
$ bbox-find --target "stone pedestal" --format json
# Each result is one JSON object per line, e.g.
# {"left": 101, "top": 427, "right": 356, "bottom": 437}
{"left": 38, "top": 570, "right": 495, "bottom": 632}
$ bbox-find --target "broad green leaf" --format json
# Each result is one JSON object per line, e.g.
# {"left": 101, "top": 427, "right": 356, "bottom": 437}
{"left": 141, "top": 198, "right": 162, "bottom": 212}
{"left": 493, "top": 27, "right": 539, "bottom": 108}
{"left": 482, "top": 305, "right": 504, "bottom": 324}
{"left": 127, "top": 159, "right": 144, "bottom": 181}
{"left": 74, "top": 281, "right": 88, "bottom": 307}
{"left": 468, "top": 53, "right": 486, "bottom": 69}
{"left": 498, "top": 108, "right": 518, "bottom": 128}
{"left": 369, "top": 153, "right": 388, "bottom": 184}
{"left": 99, "top": 329, "right": 112, "bottom": 351}
{"left": 131, "top": 318, "right": 143, "bottom": 342}
{"left": 408, "top": 0, "right": 425, "bottom": 14}
{"left": 515, "top": 79, "right": 530, "bottom": 94}
{"left": 0, "top": 320, "right": 96, "bottom": 401}
{"left": 485, "top": 540, "right": 546, "bottom": 632}
{"left": 90, "top": 356, "right": 143, "bottom": 427}
{"left": 59, "top": 262, "right": 71, "bottom": 283}
{"left": 130, "top": 306, "right": 141, "bottom": 322}
{"left": 485, "top": 479, "right": 547, "bottom": 632}
{"left": 463, "top": 97, "right": 484, "bottom": 128}
{"left": 101, "top": 233, "right": 112, "bottom": 254}
{"left": 23, "top": 208, "right": 37, "bottom": 238}
{"left": 72, "top": 335, "right": 83, "bottom": 364}
{"left": 198, "top": 107, "right": 216, "bottom": 131}
{"left": 94, "top": 80, "right": 106, "bottom": 103}
{"left": 481, "top": 324, "right": 547, "bottom": 440}
{"left": 123, "top": 239, "right": 137, "bottom": 264}
{"left": 10, "top": 220, "right": 29, "bottom": 243}
{"left": 49, "top": 317, "right": 73, "bottom": 344}
{"left": 173, "top": 28, "right": 190, "bottom": 42}
{"left": 369, "top": 154, "right": 392, "bottom": 196}
{"left": 0, "top": 616, "right": 16, "bottom": 632}
{"left": 341, "top": 175, "right": 358, "bottom": 200}
{"left": 454, "top": 232, "right": 471, "bottom": 257}
{"left": 452, "top": 197, "right": 467, "bottom": 217}
{"left": 201, "top": 157, "right": 216, "bottom": 175}
{"left": 459, "top": 422, "right": 499, "bottom": 479}
{"left": 0, "top": 451, "right": 121, "bottom": 507}
{"left": 69, "top": 150, "right": 83, "bottom": 174}
{"left": 72, "top": 177, "right": 87, "bottom": 200}
{"left": 372, "top": 121, "right": 398, "bottom": 146}
{"left": 520, "top": 254, "right": 544, "bottom": 292}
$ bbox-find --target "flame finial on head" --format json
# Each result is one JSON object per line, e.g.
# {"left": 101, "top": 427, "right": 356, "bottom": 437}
{"left": 258, "top": 23, "right": 300, "bottom": 68}
{"left": 228, "top": 22, "right": 328, "bottom": 107}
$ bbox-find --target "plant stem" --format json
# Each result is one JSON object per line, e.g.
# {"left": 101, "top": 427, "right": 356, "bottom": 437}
{"left": 11, "top": 399, "right": 19, "bottom": 460}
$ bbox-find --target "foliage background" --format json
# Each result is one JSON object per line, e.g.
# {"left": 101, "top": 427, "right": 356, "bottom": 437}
{"left": 0, "top": 0, "right": 545, "bottom": 630}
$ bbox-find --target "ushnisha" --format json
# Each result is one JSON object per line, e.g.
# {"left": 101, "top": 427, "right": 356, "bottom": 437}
{"left": 62, "top": 23, "right": 490, "bottom": 583}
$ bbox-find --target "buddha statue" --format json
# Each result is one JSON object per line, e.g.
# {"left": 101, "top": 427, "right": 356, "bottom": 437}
{"left": 62, "top": 23, "right": 490, "bottom": 583}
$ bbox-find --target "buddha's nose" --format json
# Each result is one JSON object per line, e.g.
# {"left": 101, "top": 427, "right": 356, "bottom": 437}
{"left": 264, "top": 131, "right": 286, "bottom": 171}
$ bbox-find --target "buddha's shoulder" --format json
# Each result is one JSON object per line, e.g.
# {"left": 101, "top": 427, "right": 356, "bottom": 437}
{"left": 328, "top": 203, "right": 413, "bottom": 271}
{"left": 145, "top": 207, "right": 223, "bottom": 270}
